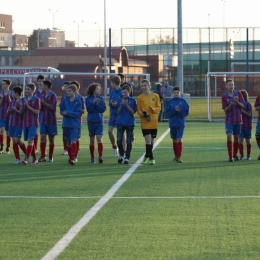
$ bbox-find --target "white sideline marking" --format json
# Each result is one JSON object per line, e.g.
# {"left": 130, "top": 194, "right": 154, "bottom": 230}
{"left": 1, "top": 195, "right": 260, "bottom": 200}
{"left": 41, "top": 128, "right": 170, "bottom": 260}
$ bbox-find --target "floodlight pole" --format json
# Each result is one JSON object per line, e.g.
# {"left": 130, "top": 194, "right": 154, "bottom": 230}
{"left": 177, "top": 0, "right": 183, "bottom": 93}
{"left": 104, "top": 0, "right": 107, "bottom": 99}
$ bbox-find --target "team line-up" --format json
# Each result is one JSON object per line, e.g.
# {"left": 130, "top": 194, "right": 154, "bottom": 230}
{"left": 0, "top": 73, "right": 190, "bottom": 166}
{"left": 2, "top": 75, "right": 258, "bottom": 165}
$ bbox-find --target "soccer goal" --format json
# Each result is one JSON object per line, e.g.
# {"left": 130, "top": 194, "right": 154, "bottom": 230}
{"left": 22, "top": 72, "right": 150, "bottom": 98}
{"left": 206, "top": 71, "right": 260, "bottom": 121}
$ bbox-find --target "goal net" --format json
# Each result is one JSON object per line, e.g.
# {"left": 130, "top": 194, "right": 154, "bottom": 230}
{"left": 206, "top": 71, "right": 260, "bottom": 121}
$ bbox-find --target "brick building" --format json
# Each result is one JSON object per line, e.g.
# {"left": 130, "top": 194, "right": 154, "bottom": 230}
{"left": 0, "top": 14, "right": 12, "bottom": 47}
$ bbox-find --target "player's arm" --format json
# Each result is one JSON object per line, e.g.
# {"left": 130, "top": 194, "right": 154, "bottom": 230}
{"left": 95, "top": 97, "right": 106, "bottom": 113}
{"left": 235, "top": 92, "right": 245, "bottom": 109}
{"left": 149, "top": 94, "right": 161, "bottom": 113}
{"left": 66, "top": 102, "right": 82, "bottom": 118}
{"left": 178, "top": 101, "right": 189, "bottom": 118}
{"left": 0, "top": 94, "right": 3, "bottom": 106}
{"left": 166, "top": 101, "right": 176, "bottom": 118}
{"left": 24, "top": 101, "right": 39, "bottom": 115}
{"left": 136, "top": 97, "right": 144, "bottom": 117}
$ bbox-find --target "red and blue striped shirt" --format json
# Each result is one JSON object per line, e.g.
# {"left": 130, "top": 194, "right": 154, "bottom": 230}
{"left": 0, "top": 90, "right": 13, "bottom": 121}
{"left": 254, "top": 95, "right": 260, "bottom": 121}
{"left": 40, "top": 91, "right": 57, "bottom": 125}
{"left": 9, "top": 98, "right": 25, "bottom": 127}
{"left": 242, "top": 101, "right": 252, "bottom": 130}
{"left": 222, "top": 91, "right": 244, "bottom": 124}
{"left": 23, "top": 95, "right": 41, "bottom": 127}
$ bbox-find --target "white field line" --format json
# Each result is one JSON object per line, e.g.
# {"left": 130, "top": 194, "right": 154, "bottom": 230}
{"left": 1, "top": 195, "right": 260, "bottom": 200}
{"left": 41, "top": 128, "right": 170, "bottom": 260}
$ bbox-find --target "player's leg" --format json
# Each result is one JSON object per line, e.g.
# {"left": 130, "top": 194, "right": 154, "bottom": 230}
{"left": 255, "top": 121, "right": 260, "bottom": 160}
{"left": 68, "top": 129, "right": 78, "bottom": 165}
{"left": 226, "top": 124, "right": 233, "bottom": 162}
{"left": 88, "top": 123, "right": 95, "bottom": 163}
{"left": 238, "top": 130, "right": 244, "bottom": 160}
{"left": 176, "top": 127, "right": 185, "bottom": 163}
{"left": 108, "top": 123, "right": 118, "bottom": 157}
{"left": 5, "top": 121, "right": 11, "bottom": 154}
{"left": 39, "top": 134, "right": 47, "bottom": 162}
{"left": 245, "top": 138, "right": 251, "bottom": 160}
{"left": 47, "top": 125, "right": 57, "bottom": 162}
{"left": 124, "top": 126, "right": 134, "bottom": 164}
{"left": 148, "top": 129, "right": 157, "bottom": 165}
{"left": 96, "top": 124, "right": 104, "bottom": 164}
{"left": 116, "top": 125, "right": 125, "bottom": 163}
{"left": 0, "top": 124, "right": 5, "bottom": 153}
{"left": 170, "top": 128, "right": 178, "bottom": 161}
{"left": 233, "top": 124, "right": 241, "bottom": 161}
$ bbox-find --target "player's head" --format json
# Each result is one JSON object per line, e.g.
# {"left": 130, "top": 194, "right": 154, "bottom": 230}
{"left": 12, "top": 86, "right": 23, "bottom": 97}
{"left": 140, "top": 79, "right": 151, "bottom": 93}
{"left": 2, "top": 79, "right": 11, "bottom": 89}
{"left": 164, "top": 81, "right": 169, "bottom": 86}
{"left": 25, "top": 83, "right": 36, "bottom": 96}
{"left": 225, "top": 78, "right": 234, "bottom": 91}
{"left": 86, "top": 83, "right": 101, "bottom": 96}
{"left": 42, "top": 80, "right": 52, "bottom": 89}
{"left": 118, "top": 73, "right": 125, "bottom": 82}
{"left": 62, "top": 81, "right": 70, "bottom": 91}
{"left": 240, "top": 89, "right": 248, "bottom": 101}
{"left": 70, "top": 81, "right": 80, "bottom": 92}
{"left": 122, "top": 84, "right": 131, "bottom": 98}
{"left": 37, "top": 74, "right": 44, "bottom": 84}
{"left": 173, "top": 86, "right": 181, "bottom": 98}
{"left": 110, "top": 76, "right": 121, "bottom": 87}
{"left": 156, "top": 83, "right": 162, "bottom": 89}
{"left": 66, "top": 84, "right": 77, "bottom": 97}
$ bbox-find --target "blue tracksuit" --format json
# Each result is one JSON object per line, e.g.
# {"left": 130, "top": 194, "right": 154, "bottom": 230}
{"left": 85, "top": 95, "right": 106, "bottom": 123}
{"left": 116, "top": 97, "right": 136, "bottom": 126}
{"left": 60, "top": 95, "right": 82, "bottom": 128}
{"left": 109, "top": 88, "right": 122, "bottom": 121}
{"left": 166, "top": 97, "right": 189, "bottom": 127}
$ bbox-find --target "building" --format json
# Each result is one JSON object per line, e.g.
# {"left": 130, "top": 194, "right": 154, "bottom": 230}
{"left": 12, "top": 34, "right": 28, "bottom": 50}
{"left": 0, "top": 14, "right": 12, "bottom": 47}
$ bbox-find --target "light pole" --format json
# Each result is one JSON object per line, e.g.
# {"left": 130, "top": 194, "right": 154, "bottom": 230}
{"left": 37, "top": 28, "right": 42, "bottom": 48}
{"left": 95, "top": 22, "right": 101, "bottom": 47}
{"left": 74, "top": 20, "right": 84, "bottom": 47}
{"left": 49, "top": 9, "right": 58, "bottom": 29}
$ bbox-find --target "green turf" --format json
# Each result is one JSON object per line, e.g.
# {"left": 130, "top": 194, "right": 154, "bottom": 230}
{"left": 1, "top": 122, "right": 260, "bottom": 259}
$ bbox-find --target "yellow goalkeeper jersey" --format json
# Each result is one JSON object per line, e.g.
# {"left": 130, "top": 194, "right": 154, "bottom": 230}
{"left": 137, "top": 92, "right": 161, "bottom": 129}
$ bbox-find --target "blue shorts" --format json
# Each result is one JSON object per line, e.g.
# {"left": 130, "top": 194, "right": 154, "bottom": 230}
{"left": 256, "top": 121, "right": 260, "bottom": 134}
{"left": 23, "top": 127, "right": 38, "bottom": 141}
{"left": 108, "top": 119, "right": 117, "bottom": 127}
{"left": 63, "top": 127, "right": 79, "bottom": 143}
{"left": 170, "top": 127, "right": 185, "bottom": 139}
{"left": 9, "top": 126, "right": 23, "bottom": 138}
{"left": 225, "top": 124, "right": 241, "bottom": 135}
{"left": 40, "top": 123, "right": 58, "bottom": 136}
{"left": 0, "top": 119, "right": 9, "bottom": 131}
{"left": 88, "top": 122, "right": 103, "bottom": 137}
{"left": 239, "top": 129, "right": 251, "bottom": 139}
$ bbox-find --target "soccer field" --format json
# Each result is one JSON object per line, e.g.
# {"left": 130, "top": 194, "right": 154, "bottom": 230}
{"left": 1, "top": 122, "right": 260, "bottom": 259}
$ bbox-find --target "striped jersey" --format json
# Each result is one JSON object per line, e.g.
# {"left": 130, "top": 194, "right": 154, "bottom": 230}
{"left": 254, "top": 95, "right": 260, "bottom": 121}
{"left": 9, "top": 98, "right": 25, "bottom": 127}
{"left": 221, "top": 91, "right": 244, "bottom": 124}
{"left": 0, "top": 90, "right": 13, "bottom": 120}
{"left": 23, "top": 95, "right": 41, "bottom": 127}
{"left": 242, "top": 101, "right": 252, "bottom": 130}
{"left": 40, "top": 91, "right": 57, "bottom": 125}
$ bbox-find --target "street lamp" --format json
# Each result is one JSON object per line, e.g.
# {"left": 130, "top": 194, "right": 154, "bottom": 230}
{"left": 37, "top": 28, "right": 42, "bottom": 48}
{"left": 95, "top": 22, "right": 101, "bottom": 47}
{"left": 74, "top": 20, "right": 84, "bottom": 47}
{"left": 49, "top": 9, "right": 58, "bottom": 29}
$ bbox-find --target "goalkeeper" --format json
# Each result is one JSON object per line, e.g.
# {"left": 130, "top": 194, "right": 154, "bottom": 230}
{"left": 137, "top": 79, "right": 161, "bottom": 165}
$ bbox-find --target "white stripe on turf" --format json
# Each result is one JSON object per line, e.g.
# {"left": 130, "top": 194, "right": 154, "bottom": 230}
{"left": 1, "top": 195, "right": 260, "bottom": 200}
{"left": 41, "top": 128, "right": 170, "bottom": 260}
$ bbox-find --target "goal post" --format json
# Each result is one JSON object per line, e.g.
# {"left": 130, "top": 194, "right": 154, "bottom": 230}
{"left": 206, "top": 71, "right": 260, "bottom": 121}
{"left": 22, "top": 72, "right": 150, "bottom": 98}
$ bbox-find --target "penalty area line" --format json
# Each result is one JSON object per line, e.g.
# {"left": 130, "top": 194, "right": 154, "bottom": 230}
{"left": 41, "top": 128, "right": 170, "bottom": 260}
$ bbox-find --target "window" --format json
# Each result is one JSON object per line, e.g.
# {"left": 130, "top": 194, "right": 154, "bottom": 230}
{"left": 0, "top": 22, "right": 5, "bottom": 28}
{"left": 0, "top": 36, "right": 5, "bottom": 42}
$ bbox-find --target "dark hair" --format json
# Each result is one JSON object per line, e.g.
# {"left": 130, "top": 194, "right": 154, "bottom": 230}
{"left": 156, "top": 83, "right": 162, "bottom": 89}
{"left": 240, "top": 89, "right": 248, "bottom": 101}
{"left": 122, "top": 84, "right": 131, "bottom": 92}
{"left": 141, "top": 79, "right": 150, "bottom": 85}
{"left": 110, "top": 76, "right": 121, "bottom": 85}
{"left": 2, "top": 79, "right": 11, "bottom": 85}
{"left": 63, "top": 81, "right": 70, "bottom": 86}
{"left": 118, "top": 73, "right": 125, "bottom": 81}
{"left": 226, "top": 78, "right": 233, "bottom": 84}
{"left": 67, "top": 84, "right": 77, "bottom": 93}
{"left": 173, "top": 86, "right": 181, "bottom": 92}
{"left": 37, "top": 74, "right": 44, "bottom": 81}
{"left": 12, "top": 86, "right": 23, "bottom": 96}
{"left": 86, "top": 83, "right": 100, "bottom": 96}
{"left": 42, "top": 80, "right": 52, "bottom": 89}
{"left": 70, "top": 81, "right": 80, "bottom": 90}
{"left": 25, "top": 83, "right": 36, "bottom": 91}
